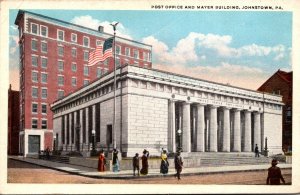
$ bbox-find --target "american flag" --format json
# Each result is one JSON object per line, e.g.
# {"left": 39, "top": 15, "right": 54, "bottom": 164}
{"left": 88, "top": 37, "right": 114, "bottom": 66}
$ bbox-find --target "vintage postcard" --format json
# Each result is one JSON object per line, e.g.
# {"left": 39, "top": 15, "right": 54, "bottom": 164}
{"left": 0, "top": 0, "right": 299, "bottom": 194}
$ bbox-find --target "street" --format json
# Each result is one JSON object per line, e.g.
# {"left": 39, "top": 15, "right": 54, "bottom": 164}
{"left": 7, "top": 159, "right": 291, "bottom": 184}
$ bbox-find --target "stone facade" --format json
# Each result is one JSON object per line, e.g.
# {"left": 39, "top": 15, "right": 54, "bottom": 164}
{"left": 51, "top": 65, "right": 284, "bottom": 157}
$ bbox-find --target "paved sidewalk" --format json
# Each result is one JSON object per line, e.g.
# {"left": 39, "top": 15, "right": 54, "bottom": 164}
{"left": 9, "top": 156, "right": 292, "bottom": 179}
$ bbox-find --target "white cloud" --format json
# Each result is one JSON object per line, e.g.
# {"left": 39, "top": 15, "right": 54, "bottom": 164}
{"left": 154, "top": 62, "right": 267, "bottom": 90}
{"left": 71, "top": 15, "right": 132, "bottom": 40}
{"left": 10, "top": 35, "right": 19, "bottom": 54}
{"left": 143, "top": 31, "right": 291, "bottom": 89}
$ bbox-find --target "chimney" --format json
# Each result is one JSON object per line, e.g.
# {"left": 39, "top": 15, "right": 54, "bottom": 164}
{"left": 98, "top": 26, "right": 104, "bottom": 33}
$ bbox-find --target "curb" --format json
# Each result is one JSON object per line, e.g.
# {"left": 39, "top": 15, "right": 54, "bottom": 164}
{"left": 8, "top": 157, "right": 292, "bottom": 180}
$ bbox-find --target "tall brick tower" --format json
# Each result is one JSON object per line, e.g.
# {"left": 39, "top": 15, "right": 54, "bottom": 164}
{"left": 14, "top": 10, "right": 152, "bottom": 156}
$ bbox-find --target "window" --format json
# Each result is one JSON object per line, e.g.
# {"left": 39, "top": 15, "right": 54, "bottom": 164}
{"left": 116, "top": 58, "right": 120, "bottom": 67}
{"left": 32, "top": 103, "right": 38, "bottom": 113}
{"left": 104, "top": 59, "right": 108, "bottom": 67}
{"left": 41, "top": 88, "right": 47, "bottom": 99}
{"left": 32, "top": 87, "right": 38, "bottom": 98}
{"left": 41, "top": 104, "right": 47, "bottom": 114}
{"left": 72, "top": 77, "right": 77, "bottom": 86}
{"left": 84, "top": 66, "right": 89, "bottom": 76}
{"left": 97, "top": 68, "right": 102, "bottom": 78}
{"left": 41, "top": 120, "right": 47, "bottom": 129}
{"left": 71, "top": 63, "right": 77, "bottom": 72}
{"left": 57, "top": 30, "right": 64, "bottom": 41}
{"left": 31, "top": 23, "right": 38, "bottom": 34}
{"left": 71, "top": 33, "right": 77, "bottom": 42}
{"left": 41, "top": 73, "right": 48, "bottom": 83}
{"left": 32, "top": 71, "right": 38, "bottom": 82}
{"left": 41, "top": 58, "right": 48, "bottom": 69}
{"left": 40, "top": 25, "right": 48, "bottom": 37}
{"left": 58, "top": 75, "right": 64, "bottom": 86}
{"left": 143, "top": 52, "right": 149, "bottom": 61}
{"left": 84, "top": 51, "right": 89, "bottom": 61}
{"left": 83, "top": 79, "right": 89, "bottom": 86}
{"left": 71, "top": 48, "right": 77, "bottom": 57}
{"left": 58, "top": 46, "right": 64, "bottom": 56}
{"left": 125, "top": 47, "right": 130, "bottom": 56}
{"left": 58, "top": 90, "right": 64, "bottom": 99}
{"left": 286, "top": 106, "right": 292, "bottom": 122}
{"left": 133, "top": 49, "right": 139, "bottom": 59}
{"left": 83, "top": 36, "right": 90, "bottom": 47}
{"left": 32, "top": 56, "right": 38, "bottom": 67}
{"left": 58, "top": 61, "right": 64, "bottom": 71}
{"left": 31, "top": 39, "right": 38, "bottom": 51}
{"left": 273, "top": 90, "right": 281, "bottom": 95}
{"left": 96, "top": 40, "right": 102, "bottom": 46}
{"left": 32, "top": 119, "right": 38, "bottom": 129}
{"left": 41, "top": 42, "right": 48, "bottom": 53}
{"left": 116, "top": 45, "right": 121, "bottom": 55}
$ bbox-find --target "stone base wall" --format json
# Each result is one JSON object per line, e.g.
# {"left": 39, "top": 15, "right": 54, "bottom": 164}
{"left": 126, "top": 94, "right": 169, "bottom": 156}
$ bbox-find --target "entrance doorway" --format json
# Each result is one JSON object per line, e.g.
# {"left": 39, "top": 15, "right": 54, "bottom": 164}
{"left": 28, "top": 135, "right": 40, "bottom": 153}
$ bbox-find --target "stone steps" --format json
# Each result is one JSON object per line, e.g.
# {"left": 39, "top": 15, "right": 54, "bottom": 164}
{"left": 49, "top": 155, "right": 70, "bottom": 163}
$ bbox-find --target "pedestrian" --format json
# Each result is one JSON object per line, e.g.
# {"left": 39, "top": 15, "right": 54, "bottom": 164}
{"left": 140, "top": 149, "right": 149, "bottom": 175}
{"left": 132, "top": 153, "right": 140, "bottom": 176}
{"left": 160, "top": 149, "right": 169, "bottom": 175}
{"left": 255, "top": 144, "right": 260, "bottom": 157}
{"left": 266, "top": 159, "right": 286, "bottom": 185}
{"left": 98, "top": 150, "right": 106, "bottom": 172}
{"left": 45, "top": 147, "right": 50, "bottom": 160}
{"left": 112, "top": 148, "right": 120, "bottom": 172}
{"left": 174, "top": 150, "right": 183, "bottom": 180}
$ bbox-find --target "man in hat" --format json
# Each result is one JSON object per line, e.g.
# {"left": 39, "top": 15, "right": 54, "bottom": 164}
{"left": 266, "top": 159, "right": 285, "bottom": 185}
{"left": 132, "top": 153, "right": 140, "bottom": 176}
{"left": 174, "top": 150, "right": 183, "bottom": 180}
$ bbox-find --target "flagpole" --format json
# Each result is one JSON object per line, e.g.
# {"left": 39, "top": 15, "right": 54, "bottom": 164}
{"left": 111, "top": 22, "right": 118, "bottom": 150}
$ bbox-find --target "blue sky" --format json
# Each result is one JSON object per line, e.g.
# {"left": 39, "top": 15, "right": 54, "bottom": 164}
{"left": 9, "top": 9, "right": 292, "bottom": 90}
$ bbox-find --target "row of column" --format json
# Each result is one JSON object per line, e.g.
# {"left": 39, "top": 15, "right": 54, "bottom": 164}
{"left": 61, "top": 105, "right": 97, "bottom": 150}
{"left": 168, "top": 100, "right": 262, "bottom": 153}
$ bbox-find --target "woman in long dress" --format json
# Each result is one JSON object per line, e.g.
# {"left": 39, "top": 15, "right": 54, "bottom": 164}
{"left": 112, "top": 148, "right": 120, "bottom": 172}
{"left": 98, "top": 150, "right": 106, "bottom": 172}
{"left": 140, "top": 149, "right": 149, "bottom": 175}
{"left": 160, "top": 150, "right": 169, "bottom": 174}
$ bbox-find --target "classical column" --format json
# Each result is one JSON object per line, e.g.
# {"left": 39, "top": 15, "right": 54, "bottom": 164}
{"left": 222, "top": 107, "right": 230, "bottom": 152}
{"left": 168, "top": 100, "right": 176, "bottom": 153}
{"left": 232, "top": 109, "right": 241, "bottom": 152}
{"left": 69, "top": 113, "right": 72, "bottom": 147}
{"left": 182, "top": 102, "right": 191, "bottom": 152}
{"left": 64, "top": 115, "right": 67, "bottom": 147}
{"left": 196, "top": 104, "right": 205, "bottom": 152}
{"left": 209, "top": 105, "right": 218, "bottom": 152}
{"left": 85, "top": 107, "right": 89, "bottom": 145}
{"left": 74, "top": 111, "right": 77, "bottom": 147}
{"left": 92, "top": 104, "right": 96, "bottom": 142}
{"left": 253, "top": 112, "right": 261, "bottom": 151}
{"left": 243, "top": 110, "right": 252, "bottom": 152}
{"left": 79, "top": 109, "right": 83, "bottom": 147}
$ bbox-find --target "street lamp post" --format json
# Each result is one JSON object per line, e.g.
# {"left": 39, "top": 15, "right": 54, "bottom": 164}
{"left": 91, "top": 130, "right": 96, "bottom": 156}
{"left": 177, "top": 129, "right": 182, "bottom": 152}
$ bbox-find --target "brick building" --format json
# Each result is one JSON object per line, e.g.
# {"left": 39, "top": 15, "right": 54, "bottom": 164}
{"left": 257, "top": 70, "right": 292, "bottom": 152}
{"left": 14, "top": 10, "right": 152, "bottom": 156}
{"left": 8, "top": 85, "right": 20, "bottom": 155}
